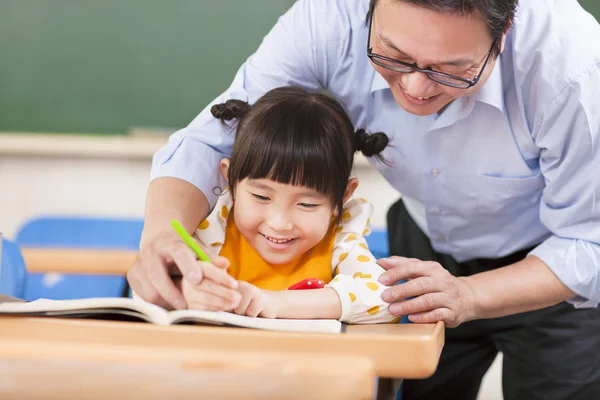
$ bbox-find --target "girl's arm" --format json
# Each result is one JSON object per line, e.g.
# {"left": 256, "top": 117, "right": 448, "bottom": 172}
{"left": 326, "top": 197, "right": 399, "bottom": 324}
{"left": 267, "top": 288, "right": 342, "bottom": 319}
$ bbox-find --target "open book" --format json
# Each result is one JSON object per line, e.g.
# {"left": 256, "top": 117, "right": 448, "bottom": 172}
{"left": 0, "top": 297, "right": 342, "bottom": 334}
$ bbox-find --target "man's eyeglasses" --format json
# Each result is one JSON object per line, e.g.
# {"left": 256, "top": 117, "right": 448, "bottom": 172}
{"left": 366, "top": 11, "right": 496, "bottom": 89}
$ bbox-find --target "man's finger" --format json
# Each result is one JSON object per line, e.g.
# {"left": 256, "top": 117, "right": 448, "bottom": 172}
{"left": 381, "top": 276, "right": 439, "bottom": 303}
{"left": 127, "top": 263, "right": 171, "bottom": 309}
{"left": 146, "top": 252, "right": 187, "bottom": 310}
{"left": 377, "top": 256, "right": 412, "bottom": 270}
{"left": 408, "top": 308, "right": 452, "bottom": 324}
{"left": 169, "top": 243, "right": 204, "bottom": 285}
{"left": 378, "top": 259, "right": 437, "bottom": 285}
{"left": 388, "top": 292, "right": 448, "bottom": 316}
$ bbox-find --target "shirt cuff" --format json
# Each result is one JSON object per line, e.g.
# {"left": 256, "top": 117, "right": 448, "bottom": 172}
{"left": 529, "top": 236, "right": 599, "bottom": 308}
{"left": 150, "top": 134, "right": 228, "bottom": 210}
{"left": 327, "top": 276, "right": 355, "bottom": 323}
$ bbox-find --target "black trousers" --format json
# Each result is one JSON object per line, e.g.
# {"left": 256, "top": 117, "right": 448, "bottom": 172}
{"left": 387, "top": 199, "right": 600, "bottom": 400}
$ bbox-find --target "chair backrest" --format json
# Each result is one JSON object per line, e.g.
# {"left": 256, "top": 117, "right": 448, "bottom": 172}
{"left": 15, "top": 216, "right": 144, "bottom": 301}
{"left": 0, "top": 238, "right": 27, "bottom": 299}
{"left": 364, "top": 229, "right": 389, "bottom": 260}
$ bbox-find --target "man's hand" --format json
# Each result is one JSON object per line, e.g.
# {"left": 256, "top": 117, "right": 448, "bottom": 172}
{"left": 127, "top": 230, "right": 239, "bottom": 310}
{"left": 231, "top": 281, "right": 280, "bottom": 318}
{"left": 377, "top": 256, "right": 477, "bottom": 327}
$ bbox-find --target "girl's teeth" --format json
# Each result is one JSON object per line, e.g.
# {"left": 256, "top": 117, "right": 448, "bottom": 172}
{"left": 266, "top": 236, "right": 292, "bottom": 244}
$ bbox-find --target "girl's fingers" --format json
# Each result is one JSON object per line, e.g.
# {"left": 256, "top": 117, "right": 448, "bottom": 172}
{"left": 195, "top": 279, "right": 241, "bottom": 308}
{"left": 201, "top": 261, "right": 239, "bottom": 289}
{"left": 185, "top": 287, "right": 235, "bottom": 311}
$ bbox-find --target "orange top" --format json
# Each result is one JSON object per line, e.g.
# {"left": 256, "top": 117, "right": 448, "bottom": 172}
{"left": 219, "top": 212, "right": 335, "bottom": 291}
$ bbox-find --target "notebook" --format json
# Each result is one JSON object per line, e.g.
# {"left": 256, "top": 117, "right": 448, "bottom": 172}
{"left": 0, "top": 297, "right": 342, "bottom": 334}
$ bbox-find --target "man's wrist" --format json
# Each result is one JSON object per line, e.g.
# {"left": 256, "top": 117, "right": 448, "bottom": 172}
{"left": 458, "top": 276, "right": 483, "bottom": 322}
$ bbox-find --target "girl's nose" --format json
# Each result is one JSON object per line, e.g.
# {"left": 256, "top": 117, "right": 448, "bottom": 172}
{"left": 266, "top": 212, "right": 293, "bottom": 232}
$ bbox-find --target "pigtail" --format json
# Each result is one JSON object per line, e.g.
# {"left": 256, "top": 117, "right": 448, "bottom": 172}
{"left": 354, "top": 128, "right": 389, "bottom": 157}
{"left": 210, "top": 99, "right": 252, "bottom": 121}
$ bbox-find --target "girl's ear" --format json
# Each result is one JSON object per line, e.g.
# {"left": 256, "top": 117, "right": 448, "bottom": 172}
{"left": 220, "top": 159, "right": 231, "bottom": 183}
{"left": 333, "top": 178, "right": 360, "bottom": 217}
{"left": 343, "top": 178, "right": 359, "bottom": 204}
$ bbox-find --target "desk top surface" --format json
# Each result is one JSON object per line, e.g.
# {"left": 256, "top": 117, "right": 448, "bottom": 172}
{"left": 0, "top": 316, "right": 444, "bottom": 379}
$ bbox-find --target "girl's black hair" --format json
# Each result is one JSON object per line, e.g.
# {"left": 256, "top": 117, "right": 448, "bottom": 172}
{"left": 210, "top": 86, "right": 389, "bottom": 218}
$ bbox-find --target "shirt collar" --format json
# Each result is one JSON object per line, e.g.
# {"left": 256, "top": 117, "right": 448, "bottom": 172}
{"left": 369, "top": 70, "right": 389, "bottom": 94}
{"left": 471, "top": 55, "right": 505, "bottom": 114}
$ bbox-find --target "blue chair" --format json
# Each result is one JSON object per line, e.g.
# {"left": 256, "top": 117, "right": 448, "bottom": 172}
{"left": 365, "top": 229, "right": 389, "bottom": 260}
{"left": 0, "top": 238, "right": 27, "bottom": 299}
{"left": 15, "top": 216, "right": 144, "bottom": 301}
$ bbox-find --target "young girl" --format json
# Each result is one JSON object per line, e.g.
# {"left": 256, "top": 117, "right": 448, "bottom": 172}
{"left": 182, "top": 86, "right": 398, "bottom": 324}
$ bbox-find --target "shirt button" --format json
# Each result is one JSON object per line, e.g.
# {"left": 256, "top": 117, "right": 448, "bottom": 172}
{"left": 431, "top": 168, "right": 441, "bottom": 177}
{"left": 437, "top": 235, "right": 446, "bottom": 242}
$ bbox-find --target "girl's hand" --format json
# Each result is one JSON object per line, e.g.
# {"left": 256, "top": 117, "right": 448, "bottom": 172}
{"left": 128, "top": 230, "right": 239, "bottom": 310}
{"left": 180, "top": 260, "right": 242, "bottom": 311}
{"left": 233, "top": 281, "right": 280, "bottom": 318}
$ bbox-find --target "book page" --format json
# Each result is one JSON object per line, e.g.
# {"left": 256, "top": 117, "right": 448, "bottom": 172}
{"left": 0, "top": 297, "right": 171, "bottom": 325}
{"left": 167, "top": 309, "right": 342, "bottom": 334}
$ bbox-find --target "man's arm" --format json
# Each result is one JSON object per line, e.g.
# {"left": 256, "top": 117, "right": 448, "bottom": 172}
{"left": 463, "top": 255, "right": 575, "bottom": 320}
{"left": 140, "top": 177, "right": 209, "bottom": 249}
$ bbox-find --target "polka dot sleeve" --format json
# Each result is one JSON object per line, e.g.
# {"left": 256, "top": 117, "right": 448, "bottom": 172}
{"left": 327, "top": 197, "right": 399, "bottom": 324}
{"left": 193, "top": 191, "right": 232, "bottom": 253}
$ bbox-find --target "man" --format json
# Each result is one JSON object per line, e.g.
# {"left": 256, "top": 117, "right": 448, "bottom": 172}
{"left": 128, "top": 0, "right": 600, "bottom": 398}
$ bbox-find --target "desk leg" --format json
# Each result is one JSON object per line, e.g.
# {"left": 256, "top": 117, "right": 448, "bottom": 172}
{"left": 376, "top": 378, "right": 403, "bottom": 400}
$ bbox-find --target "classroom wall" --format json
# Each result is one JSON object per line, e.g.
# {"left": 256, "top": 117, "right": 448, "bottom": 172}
{"left": 0, "top": 149, "right": 401, "bottom": 239}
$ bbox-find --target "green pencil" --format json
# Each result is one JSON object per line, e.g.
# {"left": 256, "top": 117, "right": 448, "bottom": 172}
{"left": 171, "top": 219, "right": 211, "bottom": 262}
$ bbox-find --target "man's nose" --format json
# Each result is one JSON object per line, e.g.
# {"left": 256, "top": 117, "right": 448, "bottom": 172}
{"left": 401, "top": 70, "right": 437, "bottom": 97}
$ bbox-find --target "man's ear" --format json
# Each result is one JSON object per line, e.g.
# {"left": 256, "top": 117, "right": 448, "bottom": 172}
{"left": 220, "top": 159, "right": 230, "bottom": 183}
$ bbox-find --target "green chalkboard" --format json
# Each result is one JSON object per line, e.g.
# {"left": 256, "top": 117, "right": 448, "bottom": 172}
{"left": 581, "top": 0, "right": 599, "bottom": 22}
{"left": 1, "top": 1, "right": 597, "bottom": 135}
{"left": 0, "top": 0, "right": 295, "bottom": 134}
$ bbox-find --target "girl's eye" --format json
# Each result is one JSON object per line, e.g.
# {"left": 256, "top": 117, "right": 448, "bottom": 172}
{"left": 298, "top": 203, "right": 319, "bottom": 209}
{"left": 252, "top": 193, "right": 270, "bottom": 201}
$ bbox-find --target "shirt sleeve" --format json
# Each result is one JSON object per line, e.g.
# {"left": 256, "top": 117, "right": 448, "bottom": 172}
{"left": 327, "top": 197, "right": 399, "bottom": 324}
{"left": 192, "top": 192, "right": 233, "bottom": 255}
{"left": 150, "top": 0, "right": 344, "bottom": 209}
{"left": 528, "top": 64, "right": 600, "bottom": 308}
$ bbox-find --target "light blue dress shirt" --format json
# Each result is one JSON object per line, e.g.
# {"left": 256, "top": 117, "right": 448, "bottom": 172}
{"left": 151, "top": 0, "right": 600, "bottom": 307}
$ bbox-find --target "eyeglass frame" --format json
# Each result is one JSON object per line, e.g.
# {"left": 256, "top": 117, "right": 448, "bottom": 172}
{"left": 366, "top": 10, "right": 496, "bottom": 89}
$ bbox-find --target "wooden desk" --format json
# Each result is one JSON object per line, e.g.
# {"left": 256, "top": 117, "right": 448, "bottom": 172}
{"left": 0, "top": 316, "right": 444, "bottom": 379}
{"left": 0, "top": 335, "right": 375, "bottom": 400}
